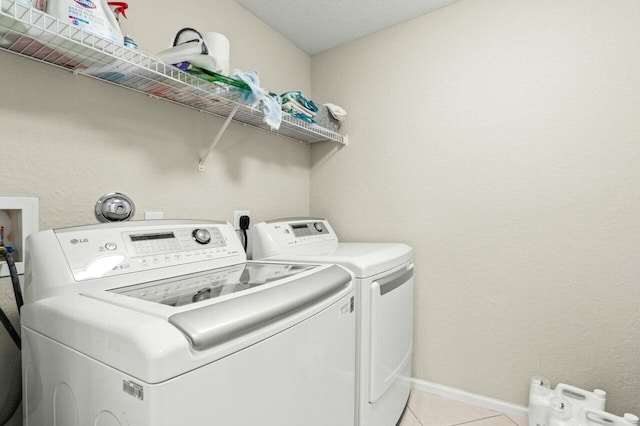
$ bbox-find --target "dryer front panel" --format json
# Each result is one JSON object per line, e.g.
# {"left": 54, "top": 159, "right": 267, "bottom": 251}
{"left": 368, "top": 263, "right": 414, "bottom": 403}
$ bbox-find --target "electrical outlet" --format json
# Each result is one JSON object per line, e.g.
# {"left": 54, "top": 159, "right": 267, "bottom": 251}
{"left": 233, "top": 210, "right": 250, "bottom": 229}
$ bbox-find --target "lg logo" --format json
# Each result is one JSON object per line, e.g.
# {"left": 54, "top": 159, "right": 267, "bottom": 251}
{"left": 70, "top": 238, "right": 89, "bottom": 244}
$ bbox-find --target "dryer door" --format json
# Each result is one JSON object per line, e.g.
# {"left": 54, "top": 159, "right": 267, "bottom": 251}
{"left": 368, "top": 263, "right": 414, "bottom": 403}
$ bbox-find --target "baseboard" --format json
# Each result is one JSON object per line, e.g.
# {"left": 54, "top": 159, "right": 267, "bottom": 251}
{"left": 410, "top": 378, "right": 529, "bottom": 419}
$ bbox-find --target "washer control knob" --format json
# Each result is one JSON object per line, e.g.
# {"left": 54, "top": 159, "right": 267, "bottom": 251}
{"left": 313, "top": 222, "right": 325, "bottom": 232}
{"left": 192, "top": 229, "right": 211, "bottom": 245}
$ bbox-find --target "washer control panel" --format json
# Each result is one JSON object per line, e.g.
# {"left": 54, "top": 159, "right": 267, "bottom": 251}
{"left": 55, "top": 222, "right": 242, "bottom": 281}
{"left": 125, "top": 228, "right": 226, "bottom": 256}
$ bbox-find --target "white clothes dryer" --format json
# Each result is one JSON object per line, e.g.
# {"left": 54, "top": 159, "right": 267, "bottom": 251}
{"left": 252, "top": 218, "right": 414, "bottom": 426}
{"left": 22, "top": 220, "right": 356, "bottom": 426}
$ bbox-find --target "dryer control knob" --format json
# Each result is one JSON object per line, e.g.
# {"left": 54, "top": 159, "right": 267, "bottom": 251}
{"left": 192, "top": 229, "right": 211, "bottom": 245}
{"left": 313, "top": 222, "right": 325, "bottom": 232}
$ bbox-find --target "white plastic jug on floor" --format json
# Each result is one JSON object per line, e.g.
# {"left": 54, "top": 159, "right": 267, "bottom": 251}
{"left": 528, "top": 377, "right": 606, "bottom": 426}
{"left": 581, "top": 408, "right": 639, "bottom": 426}
{"left": 548, "top": 397, "right": 577, "bottom": 426}
{"left": 529, "top": 377, "right": 554, "bottom": 426}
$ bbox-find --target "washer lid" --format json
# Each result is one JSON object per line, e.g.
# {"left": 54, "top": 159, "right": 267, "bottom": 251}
{"left": 168, "top": 264, "right": 352, "bottom": 351}
{"left": 111, "top": 262, "right": 316, "bottom": 307}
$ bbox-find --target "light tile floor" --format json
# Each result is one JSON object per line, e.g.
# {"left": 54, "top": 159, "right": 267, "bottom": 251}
{"left": 398, "top": 390, "right": 528, "bottom": 426}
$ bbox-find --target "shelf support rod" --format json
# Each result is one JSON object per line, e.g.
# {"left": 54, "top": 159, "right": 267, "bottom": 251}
{"left": 198, "top": 103, "right": 241, "bottom": 171}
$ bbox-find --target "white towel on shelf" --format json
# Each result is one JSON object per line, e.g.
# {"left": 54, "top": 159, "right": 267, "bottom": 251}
{"left": 323, "top": 103, "right": 347, "bottom": 121}
{"left": 283, "top": 99, "right": 317, "bottom": 117}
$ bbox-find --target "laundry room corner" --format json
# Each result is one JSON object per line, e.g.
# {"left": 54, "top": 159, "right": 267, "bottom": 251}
{"left": 310, "top": 0, "right": 640, "bottom": 417}
{"left": 1, "top": 0, "right": 640, "bottom": 423}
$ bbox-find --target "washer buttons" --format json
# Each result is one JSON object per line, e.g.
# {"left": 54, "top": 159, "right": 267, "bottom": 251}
{"left": 105, "top": 242, "right": 117, "bottom": 251}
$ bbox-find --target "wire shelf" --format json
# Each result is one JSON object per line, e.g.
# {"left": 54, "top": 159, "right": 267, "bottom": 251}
{"left": 0, "top": 0, "right": 346, "bottom": 145}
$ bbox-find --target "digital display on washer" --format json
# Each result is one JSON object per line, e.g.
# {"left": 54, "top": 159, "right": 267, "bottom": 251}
{"left": 130, "top": 232, "right": 176, "bottom": 242}
{"left": 111, "top": 263, "right": 318, "bottom": 307}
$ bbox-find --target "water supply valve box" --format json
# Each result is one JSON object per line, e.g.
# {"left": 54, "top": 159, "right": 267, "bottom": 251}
{"left": 0, "top": 197, "right": 39, "bottom": 277}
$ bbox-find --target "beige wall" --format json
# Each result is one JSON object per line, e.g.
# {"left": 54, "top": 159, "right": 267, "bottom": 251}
{"left": 0, "top": 1, "right": 311, "bottom": 424}
{"left": 311, "top": 0, "right": 640, "bottom": 415}
{"left": 2, "top": 0, "right": 640, "bottom": 422}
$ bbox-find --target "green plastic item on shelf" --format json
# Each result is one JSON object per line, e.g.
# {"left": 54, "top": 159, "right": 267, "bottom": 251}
{"left": 184, "top": 66, "right": 251, "bottom": 91}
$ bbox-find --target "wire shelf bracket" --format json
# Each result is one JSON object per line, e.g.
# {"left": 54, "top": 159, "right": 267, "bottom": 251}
{"left": 198, "top": 103, "right": 240, "bottom": 172}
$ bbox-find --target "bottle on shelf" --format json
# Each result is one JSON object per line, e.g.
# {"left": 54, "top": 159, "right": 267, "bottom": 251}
{"left": 46, "top": 0, "right": 124, "bottom": 45}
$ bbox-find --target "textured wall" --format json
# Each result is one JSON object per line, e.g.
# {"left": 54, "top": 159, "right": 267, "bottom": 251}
{"left": 0, "top": 1, "right": 311, "bottom": 424}
{"left": 311, "top": 0, "right": 640, "bottom": 415}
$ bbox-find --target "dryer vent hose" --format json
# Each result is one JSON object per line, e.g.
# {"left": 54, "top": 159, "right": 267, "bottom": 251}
{"left": 0, "top": 352, "right": 21, "bottom": 424}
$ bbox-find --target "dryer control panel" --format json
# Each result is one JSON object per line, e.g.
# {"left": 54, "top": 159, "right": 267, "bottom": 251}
{"left": 252, "top": 218, "right": 339, "bottom": 259}
{"left": 289, "top": 221, "right": 330, "bottom": 238}
{"left": 52, "top": 221, "right": 244, "bottom": 281}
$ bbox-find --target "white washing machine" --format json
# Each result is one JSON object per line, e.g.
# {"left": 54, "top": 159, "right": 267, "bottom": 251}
{"left": 252, "top": 218, "right": 414, "bottom": 426}
{"left": 22, "top": 220, "right": 356, "bottom": 426}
